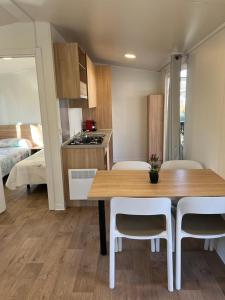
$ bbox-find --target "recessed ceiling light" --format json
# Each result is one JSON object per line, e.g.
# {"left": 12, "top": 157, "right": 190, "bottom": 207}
{"left": 124, "top": 53, "right": 136, "bottom": 59}
{"left": 2, "top": 57, "right": 13, "bottom": 60}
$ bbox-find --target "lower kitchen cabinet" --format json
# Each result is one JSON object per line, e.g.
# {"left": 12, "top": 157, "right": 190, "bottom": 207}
{"left": 62, "top": 133, "right": 111, "bottom": 207}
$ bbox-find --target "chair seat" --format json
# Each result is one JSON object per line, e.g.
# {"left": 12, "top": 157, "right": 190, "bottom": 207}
{"left": 182, "top": 214, "right": 225, "bottom": 235}
{"left": 116, "top": 214, "right": 166, "bottom": 236}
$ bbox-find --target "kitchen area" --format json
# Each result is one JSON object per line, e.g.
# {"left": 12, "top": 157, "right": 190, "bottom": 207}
{"left": 53, "top": 42, "right": 165, "bottom": 209}
{"left": 53, "top": 42, "right": 113, "bottom": 207}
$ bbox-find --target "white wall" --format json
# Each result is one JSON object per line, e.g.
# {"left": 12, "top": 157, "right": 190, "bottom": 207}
{"left": 68, "top": 108, "right": 82, "bottom": 137}
{"left": 0, "top": 67, "right": 41, "bottom": 125}
{"left": 112, "top": 65, "right": 162, "bottom": 162}
{"left": 0, "top": 22, "right": 35, "bottom": 51}
{"left": 184, "top": 27, "right": 225, "bottom": 263}
{"left": 184, "top": 28, "right": 225, "bottom": 176}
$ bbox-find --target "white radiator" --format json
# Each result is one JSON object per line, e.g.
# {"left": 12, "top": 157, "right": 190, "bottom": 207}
{"left": 68, "top": 169, "right": 97, "bottom": 200}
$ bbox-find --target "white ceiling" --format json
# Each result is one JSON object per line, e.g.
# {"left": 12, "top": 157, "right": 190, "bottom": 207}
{"left": 0, "top": 57, "right": 35, "bottom": 74}
{"left": 0, "top": 5, "right": 17, "bottom": 26}
{"left": 2, "top": 0, "right": 225, "bottom": 70}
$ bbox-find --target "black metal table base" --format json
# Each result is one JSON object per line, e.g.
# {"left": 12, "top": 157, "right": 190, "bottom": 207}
{"left": 98, "top": 200, "right": 107, "bottom": 255}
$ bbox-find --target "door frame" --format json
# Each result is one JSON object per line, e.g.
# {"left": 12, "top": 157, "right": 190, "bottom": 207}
{"left": 0, "top": 47, "right": 55, "bottom": 210}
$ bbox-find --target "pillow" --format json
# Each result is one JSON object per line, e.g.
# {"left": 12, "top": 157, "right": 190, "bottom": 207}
{"left": 18, "top": 139, "right": 33, "bottom": 148}
{"left": 0, "top": 138, "right": 33, "bottom": 148}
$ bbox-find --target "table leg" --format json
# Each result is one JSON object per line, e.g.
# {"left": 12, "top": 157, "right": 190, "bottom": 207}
{"left": 98, "top": 200, "right": 107, "bottom": 255}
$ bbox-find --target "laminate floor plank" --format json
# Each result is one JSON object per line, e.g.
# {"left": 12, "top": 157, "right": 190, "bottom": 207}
{"left": 0, "top": 185, "right": 224, "bottom": 300}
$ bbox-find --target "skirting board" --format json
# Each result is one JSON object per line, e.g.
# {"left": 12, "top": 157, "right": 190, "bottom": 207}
{"left": 216, "top": 238, "right": 225, "bottom": 264}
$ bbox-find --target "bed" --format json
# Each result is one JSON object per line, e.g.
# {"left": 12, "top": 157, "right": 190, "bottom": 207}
{"left": 0, "top": 145, "right": 31, "bottom": 177}
{"left": 6, "top": 149, "right": 46, "bottom": 190}
{"left": 0, "top": 124, "right": 43, "bottom": 179}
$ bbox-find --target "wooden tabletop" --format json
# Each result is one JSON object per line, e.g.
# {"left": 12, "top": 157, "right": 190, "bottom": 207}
{"left": 88, "top": 169, "right": 225, "bottom": 200}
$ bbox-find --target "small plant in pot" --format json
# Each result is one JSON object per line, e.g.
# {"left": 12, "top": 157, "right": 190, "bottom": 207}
{"left": 149, "top": 154, "right": 160, "bottom": 184}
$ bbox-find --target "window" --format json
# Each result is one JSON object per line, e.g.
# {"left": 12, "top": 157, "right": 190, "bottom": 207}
{"left": 163, "top": 71, "right": 170, "bottom": 161}
{"left": 180, "top": 66, "right": 187, "bottom": 159}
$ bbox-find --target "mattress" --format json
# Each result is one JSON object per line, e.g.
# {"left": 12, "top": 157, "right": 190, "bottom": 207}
{"left": 6, "top": 149, "right": 46, "bottom": 190}
{"left": 0, "top": 147, "right": 30, "bottom": 178}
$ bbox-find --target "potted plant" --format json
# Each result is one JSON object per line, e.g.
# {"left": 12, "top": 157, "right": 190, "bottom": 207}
{"left": 149, "top": 154, "right": 160, "bottom": 184}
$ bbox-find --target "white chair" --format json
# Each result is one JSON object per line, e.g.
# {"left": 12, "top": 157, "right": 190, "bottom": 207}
{"left": 161, "top": 160, "right": 212, "bottom": 251}
{"left": 176, "top": 197, "right": 225, "bottom": 290}
{"left": 112, "top": 161, "right": 158, "bottom": 252}
{"left": 109, "top": 197, "right": 174, "bottom": 292}
{"left": 161, "top": 160, "right": 203, "bottom": 170}
{"left": 112, "top": 161, "right": 151, "bottom": 170}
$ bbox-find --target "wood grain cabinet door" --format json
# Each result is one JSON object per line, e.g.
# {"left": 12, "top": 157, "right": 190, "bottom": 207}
{"left": 86, "top": 55, "right": 97, "bottom": 108}
{"left": 54, "top": 43, "right": 80, "bottom": 99}
{"left": 147, "top": 94, "right": 164, "bottom": 162}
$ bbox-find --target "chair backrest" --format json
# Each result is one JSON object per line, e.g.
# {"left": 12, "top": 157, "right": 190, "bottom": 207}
{"left": 161, "top": 160, "right": 203, "bottom": 170}
{"left": 177, "top": 197, "right": 225, "bottom": 217}
{"left": 112, "top": 161, "right": 150, "bottom": 170}
{"left": 111, "top": 197, "right": 171, "bottom": 218}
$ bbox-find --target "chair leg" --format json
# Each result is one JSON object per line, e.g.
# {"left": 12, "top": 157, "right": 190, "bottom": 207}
{"left": 176, "top": 237, "right": 182, "bottom": 290}
{"left": 110, "top": 236, "right": 116, "bottom": 289}
{"left": 156, "top": 239, "right": 160, "bottom": 252}
{"left": 209, "top": 239, "right": 214, "bottom": 251}
{"left": 118, "top": 237, "right": 122, "bottom": 252}
{"left": 115, "top": 238, "right": 119, "bottom": 253}
{"left": 167, "top": 237, "right": 173, "bottom": 292}
{"left": 204, "top": 239, "right": 210, "bottom": 250}
{"left": 151, "top": 239, "right": 156, "bottom": 252}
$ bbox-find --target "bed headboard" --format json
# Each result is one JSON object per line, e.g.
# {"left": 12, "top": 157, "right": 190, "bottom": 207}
{"left": 0, "top": 124, "right": 43, "bottom": 147}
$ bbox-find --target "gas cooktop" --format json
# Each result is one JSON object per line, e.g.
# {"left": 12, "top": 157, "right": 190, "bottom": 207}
{"left": 68, "top": 134, "right": 105, "bottom": 145}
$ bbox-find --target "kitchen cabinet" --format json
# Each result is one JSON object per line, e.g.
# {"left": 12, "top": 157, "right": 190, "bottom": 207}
{"left": 82, "top": 65, "right": 113, "bottom": 165}
{"left": 54, "top": 43, "right": 97, "bottom": 109}
{"left": 54, "top": 43, "right": 88, "bottom": 99}
{"left": 62, "top": 130, "right": 112, "bottom": 207}
{"left": 82, "top": 65, "right": 112, "bottom": 128}
{"left": 95, "top": 66, "right": 112, "bottom": 128}
{"left": 147, "top": 94, "right": 164, "bottom": 162}
{"left": 86, "top": 55, "right": 97, "bottom": 108}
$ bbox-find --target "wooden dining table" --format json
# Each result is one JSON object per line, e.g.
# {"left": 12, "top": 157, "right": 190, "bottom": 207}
{"left": 88, "top": 169, "right": 225, "bottom": 255}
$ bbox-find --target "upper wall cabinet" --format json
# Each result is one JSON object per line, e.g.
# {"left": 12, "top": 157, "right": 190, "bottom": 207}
{"left": 54, "top": 43, "right": 88, "bottom": 100}
{"left": 54, "top": 43, "right": 97, "bottom": 108}
{"left": 86, "top": 55, "right": 97, "bottom": 108}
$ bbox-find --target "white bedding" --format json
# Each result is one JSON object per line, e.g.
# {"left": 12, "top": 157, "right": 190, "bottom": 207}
{"left": 0, "top": 147, "right": 30, "bottom": 177}
{"left": 6, "top": 149, "right": 46, "bottom": 190}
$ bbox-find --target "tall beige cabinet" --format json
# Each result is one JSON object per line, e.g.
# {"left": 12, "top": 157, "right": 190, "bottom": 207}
{"left": 147, "top": 94, "right": 164, "bottom": 162}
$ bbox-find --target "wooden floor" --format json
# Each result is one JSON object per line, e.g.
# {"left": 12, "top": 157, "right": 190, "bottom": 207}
{"left": 0, "top": 186, "right": 225, "bottom": 299}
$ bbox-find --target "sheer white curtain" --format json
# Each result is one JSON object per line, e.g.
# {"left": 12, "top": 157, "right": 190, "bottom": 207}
{"left": 164, "top": 55, "right": 182, "bottom": 161}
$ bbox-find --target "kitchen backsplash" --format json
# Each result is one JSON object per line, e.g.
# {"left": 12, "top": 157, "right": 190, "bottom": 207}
{"left": 68, "top": 108, "right": 83, "bottom": 137}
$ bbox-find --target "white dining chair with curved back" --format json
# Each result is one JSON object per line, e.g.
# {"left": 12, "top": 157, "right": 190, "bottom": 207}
{"left": 176, "top": 197, "right": 225, "bottom": 290}
{"left": 109, "top": 197, "right": 174, "bottom": 291}
{"left": 112, "top": 161, "right": 158, "bottom": 252}
{"left": 160, "top": 160, "right": 213, "bottom": 251}
{"left": 112, "top": 161, "right": 151, "bottom": 170}
{"left": 161, "top": 160, "right": 203, "bottom": 170}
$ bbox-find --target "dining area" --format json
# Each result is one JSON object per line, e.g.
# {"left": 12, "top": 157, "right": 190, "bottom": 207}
{"left": 88, "top": 160, "right": 225, "bottom": 294}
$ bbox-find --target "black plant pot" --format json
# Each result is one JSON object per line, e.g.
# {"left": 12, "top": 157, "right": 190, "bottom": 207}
{"left": 149, "top": 170, "right": 159, "bottom": 184}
